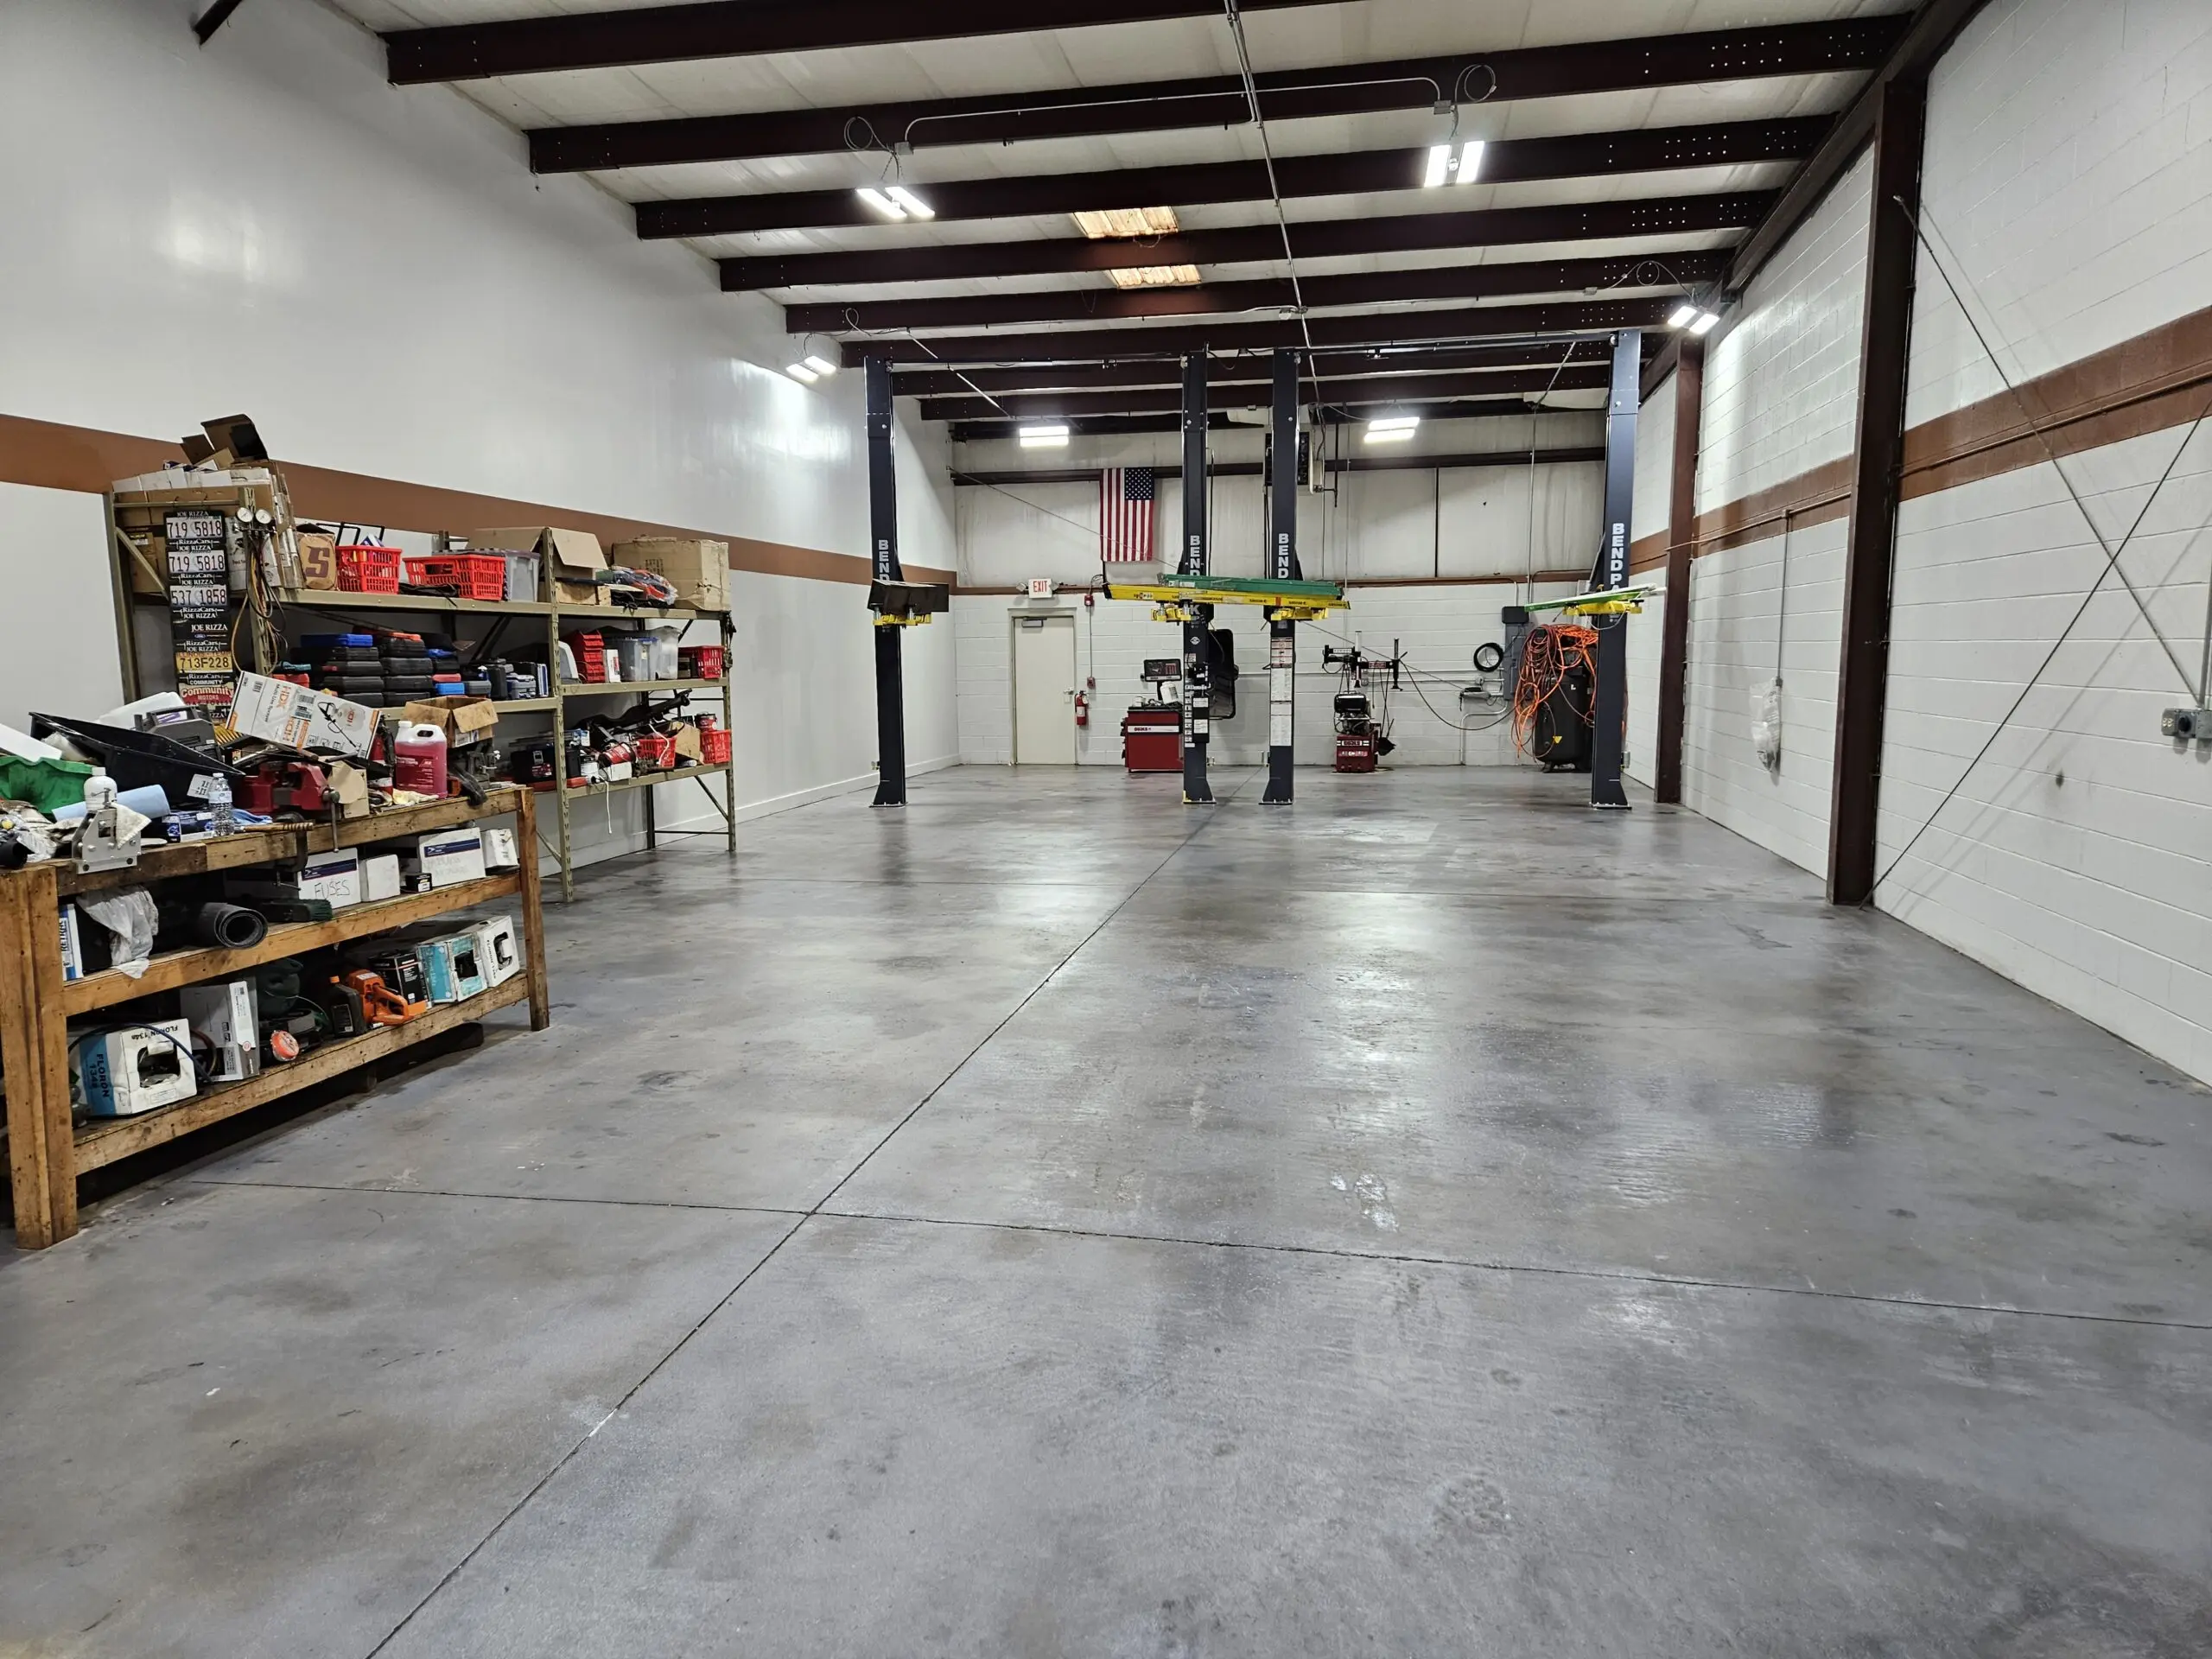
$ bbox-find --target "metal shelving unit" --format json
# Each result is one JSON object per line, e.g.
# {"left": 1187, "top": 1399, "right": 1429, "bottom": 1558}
{"left": 270, "top": 589, "right": 738, "bottom": 903}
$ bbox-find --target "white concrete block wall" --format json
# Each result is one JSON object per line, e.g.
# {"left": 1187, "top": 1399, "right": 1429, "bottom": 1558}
{"left": 1872, "top": 0, "right": 2212, "bottom": 1084}
{"left": 1880, "top": 427, "right": 2212, "bottom": 1081}
{"left": 1907, "top": 0, "right": 2212, "bottom": 425}
{"left": 1698, "top": 150, "right": 1873, "bottom": 515}
{"left": 1673, "top": 146, "right": 1871, "bottom": 867}
{"left": 1681, "top": 519, "right": 1848, "bottom": 873}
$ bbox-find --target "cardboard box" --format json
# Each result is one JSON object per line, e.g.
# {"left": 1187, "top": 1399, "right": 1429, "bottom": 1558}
{"left": 76, "top": 1021, "right": 198, "bottom": 1117}
{"left": 180, "top": 980, "right": 260, "bottom": 1084}
{"left": 401, "top": 828, "right": 487, "bottom": 889}
{"left": 482, "top": 827, "right": 520, "bottom": 872}
{"left": 397, "top": 696, "right": 501, "bottom": 749}
{"left": 465, "top": 527, "right": 603, "bottom": 607}
{"left": 361, "top": 853, "right": 402, "bottom": 903}
{"left": 230, "top": 671, "right": 377, "bottom": 760}
{"left": 474, "top": 915, "right": 521, "bottom": 987}
{"left": 232, "top": 848, "right": 364, "bottom": 911}
{"left": 610, "top": 537, "right": 728, "bottom": 613}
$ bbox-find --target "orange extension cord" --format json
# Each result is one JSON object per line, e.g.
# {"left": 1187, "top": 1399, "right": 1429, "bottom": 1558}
{"left": 1510, "top": 623, "right": 1600, "bottom": 754}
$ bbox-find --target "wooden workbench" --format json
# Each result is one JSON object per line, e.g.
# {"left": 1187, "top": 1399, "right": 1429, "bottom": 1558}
{"left": 1, "top": 788, "right": 550, "bottom": 1249}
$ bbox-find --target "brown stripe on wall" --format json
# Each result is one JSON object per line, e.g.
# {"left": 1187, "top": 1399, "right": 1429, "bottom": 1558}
{"left": 0, "top": 412, "right": 951, "bottom": 588}
{"left": 1662, "top": 300, "right": 2212, "bottom": 566}
{"left": 950, "top": 570, "right": 1587, "bottom": 598}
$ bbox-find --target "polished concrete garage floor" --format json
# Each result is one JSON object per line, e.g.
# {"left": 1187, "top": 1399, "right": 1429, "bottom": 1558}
{"left": 4, "top": 766, "right": 2210, "bottom": 1657}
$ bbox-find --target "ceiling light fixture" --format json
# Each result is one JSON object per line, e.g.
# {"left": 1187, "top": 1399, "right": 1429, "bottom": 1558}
{"left": 1108, "top": 264, "right": 1203, "bottom": 289}
{"left": 1689, "top": 309, "right": 1722, "bottom": 336}
{"left": 1670, "top": 302, "right": 1724, "bottom": 335}
{"left": 1019, "top": 423, "right": 1071, "bottom": 448}
{"left": 1422, "top": 144, "right": 1452, "bottom": 188}
{"left": 857, "top": 187, "right": 906, "bottom": 219}
{"left": 804, "top": 355, "right": 837, "bottom": 377}
{"left": 785, "top": 363, "right": 819, "bottom": 385}
{"left": 1668, "top": 303, "right": 1700, "bottom": 328}
{"left": 1363, "top": 415, "right": 1421, "bottom": 443}
{"left": 1073, "top": 206, "right": 1181, "bottom": 239}
{"left": 1456, "top": 140, "right": 1486, "bottom": 184}
{"left": 885, "top": 185, "right": 934, "bottom": 220}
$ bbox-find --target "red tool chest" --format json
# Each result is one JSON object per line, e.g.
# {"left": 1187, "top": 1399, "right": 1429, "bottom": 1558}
{"left": 1122, "top": 704, "right": 1183, "bottom": 774}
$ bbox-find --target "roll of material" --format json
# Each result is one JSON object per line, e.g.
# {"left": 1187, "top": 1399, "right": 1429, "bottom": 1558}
{"left": 53, "top": 783, "right": 172, "bottom": 823}
{"left": 188, "top": 902, "right": 268, "bottom": 950}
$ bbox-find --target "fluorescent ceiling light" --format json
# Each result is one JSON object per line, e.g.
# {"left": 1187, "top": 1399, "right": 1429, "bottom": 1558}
{"left": 857, "top": 187, "right": 906, "bottom": 219}
{"left": 1456, "top": 140, "right": 1485, "bottom": 183}
{"left": 1072, "top": 206, "right": 1180, "bottom": 238}
{"left": 804, "top": 355, "right": 837, "bottom": 376}
{"left": 1019, "top": 423, "right": 1071, "bottom": 448}
{"left": 885, "top": 185, "right": 934, "bottom": 219}
{"left": 1669, "top": 303, "right": 1700, "bottom": 329}
{"left": 1364, "top": 416, "right": 1420, "bottom": 443}
{"left": 1690, "top": 310, "right": 1722, "bottom": 335}
{"left": 1422, "top": 144, "right": 1452, "bottom": 188}
{"left": 1108, "top": 264, "right": 1202, "bottom": 289}
{"left": 785, "top": 363, "right": 819, "bottom": 384}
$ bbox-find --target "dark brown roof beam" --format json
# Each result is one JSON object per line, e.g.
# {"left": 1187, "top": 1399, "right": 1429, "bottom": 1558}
{"left": 530, "top": 19, "right": 1904, "bottom": 171}
{"left": 918, "top": 365, "right": 1612, "bottom": 422}
{"left": 841, "top": 296, "right": 1676, "bottom": 366}
{"left": 890, "top": 339, "right": 1618, "bottom": 397}
{"left": 386, "top": 0, "right": 1338, "bottom": 85}
{"left": 643, "top": 117, "right": 1825, "bottom": 238}
{"left": 953, "top": 448, "right": 1606, "bottom": 480}
{"left": 791, "top": 250, "right": 1725, "bottom": 334}
{"left": 727, "top": 191, "right": 1772, "bottom": 291}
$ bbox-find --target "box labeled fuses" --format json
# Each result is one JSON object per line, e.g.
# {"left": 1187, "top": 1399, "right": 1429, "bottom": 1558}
{"left": 234, "top": 848, "right": 363, "bottom": 910}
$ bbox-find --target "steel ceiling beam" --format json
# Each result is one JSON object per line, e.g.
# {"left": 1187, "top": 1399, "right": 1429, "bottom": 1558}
{"left": 528, "top": 19, "right": 1903, "bottom": 172}
{"left": 642, "top": 117, "right": 1824, "bottom": 238}
{"left": 889, "top": 338, "right": 1618, "bottom": 396}
{"left": 952, "top": 447, "right": 1606, "bottom": 481}
{"left": 384, "top": 0, "right": 1334, "bottom": 85}
{"left": 724, "top": 191, "right": 1772, "bottom": 291}
{"left": 787, "top": 250, "right": 1726, "bottom": 334}
{"left": 918, "top": 365, "right": 1612, "bottom": 422}
{"left": 840, "top": 296, "right": 1675, "bottom": 365}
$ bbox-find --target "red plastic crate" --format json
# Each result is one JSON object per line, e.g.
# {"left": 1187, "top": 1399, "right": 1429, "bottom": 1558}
{"left": 698, "top": 728, "right": 731, "bottom": 766}
{"left": 561, "top": 631, "right": 607, "bottom": 683}
{"left": 337, "top": 544, "right": 402, "bottom": 594}
{"left": 404, "top": 554, "right": 506, "bottom": 600}
{"left": 678, "top": 645, "right": 726, "bottom": 681}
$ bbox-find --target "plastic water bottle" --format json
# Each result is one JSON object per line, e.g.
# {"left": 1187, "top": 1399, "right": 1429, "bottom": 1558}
{"left": 207, "top": 774, "right": 235, "bottom": 836}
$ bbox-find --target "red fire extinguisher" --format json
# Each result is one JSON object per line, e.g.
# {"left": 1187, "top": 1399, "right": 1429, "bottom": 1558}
{"left": 1073, "top": 688, "right": 1090, "bottom": 728}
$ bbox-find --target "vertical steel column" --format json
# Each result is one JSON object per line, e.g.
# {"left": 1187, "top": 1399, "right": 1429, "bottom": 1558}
{"left": 1589, "top": 327, "right": 1640, "bottom": 810}
{"left": 1654, "top": 334, "right": 1705, "bottom": 805}
{"left": 1261, "top": 348, "right": 1300, "bottom": 805}
{"left": 1828, "top": 74, "right": 1928, "bottom": 904}
{"left": 866, "top": 355, "right": 908, "bottom": 808}
{"left": 1179, "top": 353, "right": 1215, "bottom": 804}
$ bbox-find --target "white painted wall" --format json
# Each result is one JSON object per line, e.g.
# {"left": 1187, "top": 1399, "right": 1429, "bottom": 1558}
{"left": 1675, "top": 149, "right": 1872, "bottom": 871}
{"left": 1876, "top": 0, "right": 2212, "bottom": 1083}
{"left": 952, "top": 410, "right": 1605, "bottom": 768}
{"left": 0, "top": 0, "right": 957, "bottom": 855}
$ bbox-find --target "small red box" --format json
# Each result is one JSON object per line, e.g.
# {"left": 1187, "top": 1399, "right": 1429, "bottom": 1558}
{"left": 336, "top": 544, "right": 402, "bottom": 594}
{"left": 404, "top": 554, "right": 506, "bottom": 600}
{"left": 678, "top": 645, "right": 725, "bottom": 681}
{"left": 697, "top": 722, "right": 731, "bottom": 766}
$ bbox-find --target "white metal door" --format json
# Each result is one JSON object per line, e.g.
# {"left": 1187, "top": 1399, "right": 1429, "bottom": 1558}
{"left": 1012, "top": 614, "right": 1077, "bottom": 764}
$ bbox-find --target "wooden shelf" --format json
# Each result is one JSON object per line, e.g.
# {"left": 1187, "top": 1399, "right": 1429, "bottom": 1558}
{"left": 276, "top": 589, "right": 726, "bottom": 625}
{"left": 56, "top": 788, "right": 528, "bottom": 899}
{"left": 566, "top": 762, "right": 729, "bottom": 798}
{"left": 60, "top": 874, "right": 523, "bottom": 1015}
{"left": 72, "top": 977, "right": 531, "bottom": 1173}
{"left": 557, "top": 678, "right": 722, "bottom": 699}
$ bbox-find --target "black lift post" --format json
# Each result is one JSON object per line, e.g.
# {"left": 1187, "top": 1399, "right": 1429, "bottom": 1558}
{"left": 1589, "top": 327, "right": 1641, "bottom": 810}
{"left": 866, "top": 354, "right": 907, "bottom": 808}
{"left": 1179, "top": 352, "right": 1214, "bottom": 804}
{"left": 1261, "top": 348, "right": 1300, "bottom": 806}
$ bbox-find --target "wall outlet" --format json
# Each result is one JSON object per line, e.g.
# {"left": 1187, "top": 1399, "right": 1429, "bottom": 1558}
{"left": 2159, "top": 708, "right": 2212, "bottom": 743}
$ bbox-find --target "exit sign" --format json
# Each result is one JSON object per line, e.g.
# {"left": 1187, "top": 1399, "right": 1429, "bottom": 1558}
{"left": 1027, "top": 578, "right": 1055, "bottom": 597}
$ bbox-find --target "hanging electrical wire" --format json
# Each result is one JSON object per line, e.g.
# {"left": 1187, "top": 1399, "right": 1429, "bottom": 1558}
{"left": 1511, "top": 624, "right": 1599, "bottom": 754}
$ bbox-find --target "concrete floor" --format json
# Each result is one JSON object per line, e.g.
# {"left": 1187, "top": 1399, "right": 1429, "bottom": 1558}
{"left": 4, "top": 766, "right": 2210, "bottom": 1657}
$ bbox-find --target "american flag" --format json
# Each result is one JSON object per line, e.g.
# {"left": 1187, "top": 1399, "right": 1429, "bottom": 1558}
{"left": 1099, "top": 466, "right": 1156, "bottom": 563}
